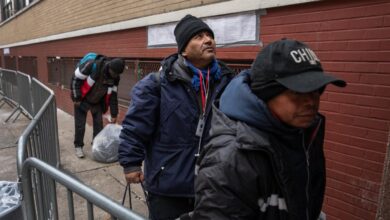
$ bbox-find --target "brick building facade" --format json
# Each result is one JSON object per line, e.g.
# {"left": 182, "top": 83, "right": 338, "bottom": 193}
{"left": 1, "top": 0, "right": 390, "bottom": 219}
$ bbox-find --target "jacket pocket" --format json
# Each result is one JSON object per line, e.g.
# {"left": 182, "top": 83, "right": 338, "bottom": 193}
{"left": 146, "top": 142, "right": 196, "bottom": 195}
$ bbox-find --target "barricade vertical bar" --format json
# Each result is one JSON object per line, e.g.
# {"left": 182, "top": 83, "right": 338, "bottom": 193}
{"left": 43, "top": 174, "right": 50, "bottom": 220}
{"left": 49, "top": 177, "right": 58, "bottom": 220}
{"left": 43, "top": 174, "right": 49, "bottom": 220}
{"left": 67, "top": 189, "right": 75, "bottom": 220}
{"left": 52, "top": 102, "right": 61, "bottom": 167}
{"left": 22, "top": 166, "right": 37, "bottom": 220}
{"left": 35, "top": 169, "right": 45, "bottom": 220}
{"left": 87, "top": 201, "right": 94, "bottom": 220}
{"left": 39, "top": 119, "right": 46, "bottom": 160}
{"left": 49, "top": 101, "right": 61, "bottom": 167}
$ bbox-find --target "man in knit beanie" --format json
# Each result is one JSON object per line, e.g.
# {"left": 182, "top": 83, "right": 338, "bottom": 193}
{"left": 119, "top": 15, "right": 234, "bottom": 219}
{"left": 192, "top": 39, "right": 346, "bottom": 219}
{"left": 71, "top": 53, "right": 125, "bottom": 158}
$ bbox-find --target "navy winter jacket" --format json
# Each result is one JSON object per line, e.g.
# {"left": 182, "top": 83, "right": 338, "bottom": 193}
{"left": 118, "top": 54, "right": 234, "bottom": 197}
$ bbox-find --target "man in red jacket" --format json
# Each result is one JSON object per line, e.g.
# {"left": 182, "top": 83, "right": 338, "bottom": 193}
{"left": 71, "top": 54, "right": 125, "bottom": 158}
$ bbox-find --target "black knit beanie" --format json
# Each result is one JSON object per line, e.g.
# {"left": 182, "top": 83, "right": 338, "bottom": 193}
{"left": 109, "top": 58, "right": 125, "bottom": 74}
{"left": 174, "top": 14, "right": 214, "bottom": 53}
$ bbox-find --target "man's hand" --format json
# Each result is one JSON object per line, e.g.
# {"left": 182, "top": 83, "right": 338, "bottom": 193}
{"left": 74, "top": 101, "right": 81, "bottom": 107}
{"left": 110, "top": 117, "right": 117, "bottom": 124}
{"left": 124, "top": 171, "right": 144, "bottom": 184}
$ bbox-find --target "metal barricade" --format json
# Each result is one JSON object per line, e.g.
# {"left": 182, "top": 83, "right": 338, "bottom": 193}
{"left": 16, "top": 72, "right": 34, "bottom": 117}
{"left": 0, "top": 68, "right": 143, "bottom": 219}
{"left": 22, "top": 157, "right": 145, "bottom": 220}
{"left": 17, "top": 77, "right": 60, "bottom": 174}
{"left": 0, "top": 69, "right": 18, "bottom": 110}
{"left": 15, "top": 77, "right": 61, "bottom": 220}
{"left": 4, "top": 71, "right": 33, "bottom": 122}
{"left": 1, "top": 69, "right": 18, "bottom": 103}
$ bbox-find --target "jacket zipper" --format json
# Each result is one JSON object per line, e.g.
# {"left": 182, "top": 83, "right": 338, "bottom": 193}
{"left": 302, "top": 131, "right": 310, "bottom": 220}
{"left": 180, "top": 75, "right": 227, "bottom": 157}
{"left": 302, "top": 118, "right": 322, "bottom": 220}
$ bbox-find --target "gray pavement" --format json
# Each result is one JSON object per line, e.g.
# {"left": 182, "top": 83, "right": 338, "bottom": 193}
{"left": 0, "top": 103, "right": 148, "bottom": 219}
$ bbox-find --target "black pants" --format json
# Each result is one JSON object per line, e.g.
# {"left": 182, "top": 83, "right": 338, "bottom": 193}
{"left": 74, "top": 102, "right": 103, "bottom": 148}
{"left": 148, "top": 193, "right": 194, "bottom": 220}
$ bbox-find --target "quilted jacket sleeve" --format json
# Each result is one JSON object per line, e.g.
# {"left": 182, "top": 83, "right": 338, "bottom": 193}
{"left": 118, "top": 73, "right": 160, "bottom": 172}
{"left": 70, "top": 59, "right": 95, "bottom": 101}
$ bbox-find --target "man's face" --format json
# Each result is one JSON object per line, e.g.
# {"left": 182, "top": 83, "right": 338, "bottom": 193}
{"left": 182, "top": 31, "right": 216, "bottom": 68}
{"left": 267, "top": 90, "right": 320, "bottom": 128}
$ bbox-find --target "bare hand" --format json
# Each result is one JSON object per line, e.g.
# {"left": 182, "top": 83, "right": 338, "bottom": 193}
{"left": 110, "top": 117, "right": 117, "bottom": 124}
{"left": 74, "top": 101, "right": 81, "bottom": 107}
{"left": 124, "top": 171, "right": 144, "bottom": 184}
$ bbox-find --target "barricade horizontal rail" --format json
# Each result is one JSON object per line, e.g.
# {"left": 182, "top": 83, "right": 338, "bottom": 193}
{"left": 22, "top": 157, "right": 145, "bottom": 220}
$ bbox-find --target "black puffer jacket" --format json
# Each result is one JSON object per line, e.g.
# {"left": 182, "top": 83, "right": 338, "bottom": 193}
{"left": 192, "top": 71, "right": 326, "bottom": 220}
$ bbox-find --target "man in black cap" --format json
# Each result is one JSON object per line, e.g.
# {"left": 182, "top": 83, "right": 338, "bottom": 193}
{"left": 71, "top": 54, "right": 125, "bottom": 158}
{"left": 192, "top": 38, "right": 346, "bottom": 219}
{"left": 118, "top": 15, "right": 234, "bottom": 219}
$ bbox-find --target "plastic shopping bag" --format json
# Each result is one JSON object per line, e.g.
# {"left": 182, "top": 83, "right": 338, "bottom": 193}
{"left": 0, "top": 181, "right": 21, "bottom": 216}
{"left": 92, "top": 124, "right": 122, "bottom": 163}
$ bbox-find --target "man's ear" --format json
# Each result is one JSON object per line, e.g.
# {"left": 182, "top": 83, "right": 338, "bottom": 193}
{"left": 181, "top": 50, "right": 187, "bottom": 57}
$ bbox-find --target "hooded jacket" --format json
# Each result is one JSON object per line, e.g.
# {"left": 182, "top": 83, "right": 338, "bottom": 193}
{"left": 118, "top": 54, "right": 234, "bottom": 197}
{"left": 70, "top": 56, "right": 120, "bottom": 117}
{"left": 192, "top": 71, "right": 326, "bottom": 219}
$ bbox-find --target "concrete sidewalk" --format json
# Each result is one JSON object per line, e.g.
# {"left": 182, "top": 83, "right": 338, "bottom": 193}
{"left": 0, "top": 103, "right": 148, "bottom": 219}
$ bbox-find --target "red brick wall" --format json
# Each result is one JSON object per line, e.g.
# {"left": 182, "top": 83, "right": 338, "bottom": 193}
{"left": 260, "top": 0, "right": 390, "bottom": 219}
{"left": 2, "top": 0, "right": 389, "bottom": 219}
{"left": 6, "top": 27, "right": 259, "bottom": 123}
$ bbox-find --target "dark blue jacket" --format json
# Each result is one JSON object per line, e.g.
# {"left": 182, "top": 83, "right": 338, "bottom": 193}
{"left": 119, "top": 54, "right": 234, "bottom": 197}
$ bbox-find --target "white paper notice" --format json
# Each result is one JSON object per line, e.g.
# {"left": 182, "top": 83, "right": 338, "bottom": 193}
{"left": 147, "top": 12, "right": 258, "bottom": 47}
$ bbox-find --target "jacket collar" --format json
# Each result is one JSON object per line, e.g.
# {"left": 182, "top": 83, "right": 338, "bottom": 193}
{"left": 161, "top": 53, "right": 234, "bottom": 82}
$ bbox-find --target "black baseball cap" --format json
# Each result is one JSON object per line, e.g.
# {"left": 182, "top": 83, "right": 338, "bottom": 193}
{"left": 250, "top": 38, "right": 346, "bottom": 95}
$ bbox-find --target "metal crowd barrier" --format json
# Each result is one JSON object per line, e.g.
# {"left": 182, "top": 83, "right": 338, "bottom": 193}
{"left": 16, "top": 72, "right": 34, "bottom": 116}
{"left": 22, "top": 158, "right": 145, "bottom": 220}
{"left": 0, "top": 69, "right": 33, "bottom": 122}
{"left": 16, "top": 77, "right": 60, "bottom": 175}
{"left": 16, "top": 78, "right": 61, "bottom": 220}
{"left": 0, "top": 68, "right": 144, "bottom": 219}
{"left": 0, "top": 69, "right": 18, "bottom": 111}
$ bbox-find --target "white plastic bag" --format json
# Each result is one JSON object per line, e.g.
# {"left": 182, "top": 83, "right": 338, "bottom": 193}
{"left": 0, "top": 181, "right": 21, "bottom": 216}
{"left": 92, "top": 124, "right": 122, "bottom": 163}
